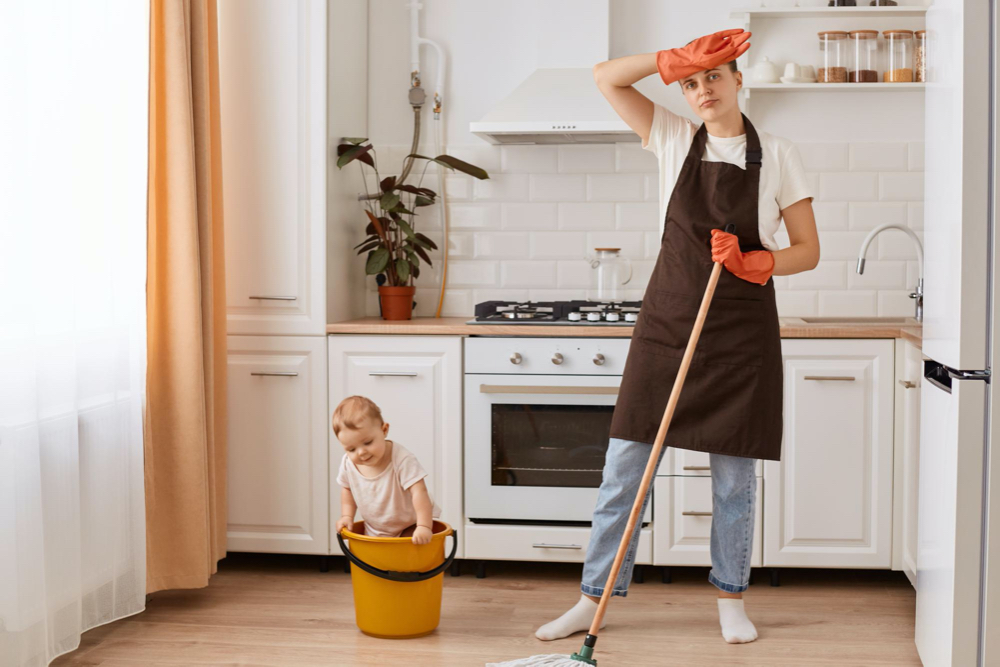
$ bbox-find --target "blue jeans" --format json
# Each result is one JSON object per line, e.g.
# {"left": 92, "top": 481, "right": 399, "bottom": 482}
{"left": 580, "top": 438, "right": 757, "bottom": 597}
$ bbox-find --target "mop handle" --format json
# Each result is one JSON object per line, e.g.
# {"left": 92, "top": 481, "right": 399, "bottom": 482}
{"left": 587, "top": 242, "right": 728, "bottom": 638}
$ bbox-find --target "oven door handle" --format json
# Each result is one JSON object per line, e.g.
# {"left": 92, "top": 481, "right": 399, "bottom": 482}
{"left": 479, "top": 384, "right": 619, "bottom": 395}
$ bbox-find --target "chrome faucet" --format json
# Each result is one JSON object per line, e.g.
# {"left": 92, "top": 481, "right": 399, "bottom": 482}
{"left": 856, "top": 223, "right": 924, "bottom": 322}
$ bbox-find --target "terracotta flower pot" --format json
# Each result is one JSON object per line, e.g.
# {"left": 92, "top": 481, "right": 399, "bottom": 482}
{"left": 378, "top": 285, "right": 416, "bottom": 320}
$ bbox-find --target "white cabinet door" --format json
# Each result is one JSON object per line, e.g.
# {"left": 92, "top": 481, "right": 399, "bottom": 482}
{"left": 764, "top": 339, "right": 894, "bottom": 568}
{"left": 660, "top": 448, "right": 762, "bottom": 477}
{"left": 652, "top": 476, "right": 762, "bottom": 567}
{"left": 892, "top": 339, "right": 922, "bottom": 585}
{"left": 329, "top": 335, "right": 463, "bottom": 557}
{"left": 218, "top": 0, "right": 327, "bottom": 335}
{"left": 464, "top": 523, "right": 652, "bottom": 565}
{"left": 226, "top": 335, "right": 328, "bottom": 554}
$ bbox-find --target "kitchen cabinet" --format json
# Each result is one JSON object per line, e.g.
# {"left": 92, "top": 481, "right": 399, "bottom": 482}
{"left": 219, "top": 0, "right": 327, "bottom": 336}
{"left": 464, "top": 524, "right": 652, "bottom": 565}
{"left": 661, "top": 447, "right": 762, "bottom": 477}
{"left": 329, "top": 335, "right": 464, "bottom": 557}
{"left": 764, "top": 339, "right": 895, "bottom": 568}
{"left": 892, "top": 338, "right": 923, "bottom": 586}
{"left": 226, "top": 335, "right": 329, "bottom": 554}
{"left": 652, "top": 476, "right": 762, "bottom": 568}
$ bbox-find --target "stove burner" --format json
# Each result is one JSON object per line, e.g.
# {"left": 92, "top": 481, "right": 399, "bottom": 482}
{"left": 471, "top": 299, "right": 642, "bottom": 325}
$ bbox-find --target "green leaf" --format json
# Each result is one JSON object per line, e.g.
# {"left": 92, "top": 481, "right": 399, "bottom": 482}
{"left": 414, "top": 196, "right": 434, "bottom": 207}
{"left": 342, "top": 137, "right": 368, "bottom": 145}
{"left": 396, "top": 184, "right": 436, "bottom": 197}
{"left": 380, "top": 175, "right": 397, "bottom": 193}
{"left": 405, "top": 153, "right": 489, "bottom": 180}
{"left": 412, "top": 265, "right": 421, "bottom": 279}
{"left": 379, "top": 192, "right": 400, "bottom": 211}
{"left": 395, "top": 258, "right": 410, "bottom": 282}
{"left": 353, "top": 235, "right": 379, "bottom": 249}
{"left": 355, "top": 240, "right": 381, "bottom": 255}
{"left": 397, "top": 218, "right": 416, "bottom": 239}
{"left": 413, "top": 244, "right": 432, "bottom": 265}
{"left": 366, "top": 248, "right": 389, "bottom": 275}
{"left": 337, "top": 143, "right": 374, "bottom": 169}
{"left": 405, "top": 248, "right": 419, "bottom": 266}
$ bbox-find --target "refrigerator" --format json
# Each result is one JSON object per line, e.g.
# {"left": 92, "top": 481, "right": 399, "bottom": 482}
{"left": 916, "top": 0, "right": 1000, "bottom": 665}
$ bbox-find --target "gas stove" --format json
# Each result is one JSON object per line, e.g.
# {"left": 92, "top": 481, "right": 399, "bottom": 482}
{"left": 467, "top": 300, "right": 641, "bottom": 326}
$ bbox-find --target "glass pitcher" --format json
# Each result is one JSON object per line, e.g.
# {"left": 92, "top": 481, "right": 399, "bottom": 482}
{"left": 587, "top": 247, "right": 632, "bottom": 301}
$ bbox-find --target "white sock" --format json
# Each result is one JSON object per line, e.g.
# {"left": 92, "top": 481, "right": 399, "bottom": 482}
{"left": 534, "top": 594, "right": 605, "bottom": 641}
{"left": 718, "top": 598, "right": 758, "bottom": 644}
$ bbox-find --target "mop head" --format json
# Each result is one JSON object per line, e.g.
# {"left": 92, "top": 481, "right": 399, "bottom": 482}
{"left": 486, "top": 655, "right": 593, "bottom": 667}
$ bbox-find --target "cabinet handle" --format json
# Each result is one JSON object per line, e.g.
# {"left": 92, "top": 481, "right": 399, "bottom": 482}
{"left": 803, "top": 375, "right": 856, "bottom": 381}
{"left": 898, "top": 379, "right": 917, "bottom": 388}
{"left": 681, "top": 511, "right": 712, "bottom": 517}
{"left": 248, "top": 295, "right": 297, "bottom": 301}
{"left": 369, "top": 371, "right": 419, "bottom": 377}
{"left": 480, "top": 384, "right": 619, "bottom": 395}
{"left": 250, "top": 372, "right": 299, "bottom": 377}
{"left": 532, "top": 543, "right": 582, "bottom": 550}
{"left": 683, "top": 466, "right": 711, "bottom": 471}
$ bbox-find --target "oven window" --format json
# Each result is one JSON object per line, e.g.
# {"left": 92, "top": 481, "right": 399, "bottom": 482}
{"left": 491, "top": 404, "right": 613, "bottom": 488}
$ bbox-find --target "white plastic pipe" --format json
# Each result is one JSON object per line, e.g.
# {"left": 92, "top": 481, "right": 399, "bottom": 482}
{"left": 407, "top": 0, "right": 445, "bottom": 107}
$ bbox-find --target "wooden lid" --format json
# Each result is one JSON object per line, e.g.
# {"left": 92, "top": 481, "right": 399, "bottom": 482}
{"left": 818, "top": 30, "right": 849, "bottom": 39}
{"left": 849, "top": 30, "right": 879, "bottom": 39}
{"left": 594, "top": 247, "right": 621, "bottom": 252}
{"left": 882, "top": 29, "right": 915, "bottom": 37}
{"left": 915, "top": 29, "right": 927, "bottom": 37}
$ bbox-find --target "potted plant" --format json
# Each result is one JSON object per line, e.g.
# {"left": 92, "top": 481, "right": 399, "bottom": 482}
{"left": 336, "top": 137, "right": 489, "bottom": 320}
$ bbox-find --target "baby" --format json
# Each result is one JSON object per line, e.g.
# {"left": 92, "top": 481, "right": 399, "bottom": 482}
{"left": 333, "top": 395, "right": 441, "bottom": 544}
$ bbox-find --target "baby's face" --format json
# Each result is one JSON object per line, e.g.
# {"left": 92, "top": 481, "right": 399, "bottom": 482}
{"left": 338, "top": 417, "right": 389, "bottom": 468}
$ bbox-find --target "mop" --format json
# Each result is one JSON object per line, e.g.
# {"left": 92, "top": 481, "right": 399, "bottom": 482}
{"left": 486, "top": 224, "right": 736, "bottom": 667}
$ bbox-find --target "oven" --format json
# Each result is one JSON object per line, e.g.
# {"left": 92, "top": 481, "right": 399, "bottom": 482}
{"left": 464, "top": 336, "right": 650, "bottom": 524}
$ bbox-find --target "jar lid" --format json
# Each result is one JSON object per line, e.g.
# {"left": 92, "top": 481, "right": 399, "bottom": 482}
{"left": 818, "top": 30, "right": 849, "bottom": 39}
{"left": 848, "top": 30, "right": 879, "bottom": 39}
{"left": 882, "top": 29, "right": 915, "bottom": 37}
{"left": 594, "top": 247, "right": 621, "bottom": 252}
{"left": 915, "top": 29, "right": 927, "bottom": 37}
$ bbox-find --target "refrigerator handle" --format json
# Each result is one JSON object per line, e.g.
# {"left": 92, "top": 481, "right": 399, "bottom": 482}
{"left": 924, "top": 360, "right": 952, "bottom": 393}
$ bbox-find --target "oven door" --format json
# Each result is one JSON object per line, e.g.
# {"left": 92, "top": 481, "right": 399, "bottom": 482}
{"left": 465, "top": 373, "right": 650, "bottom": 523}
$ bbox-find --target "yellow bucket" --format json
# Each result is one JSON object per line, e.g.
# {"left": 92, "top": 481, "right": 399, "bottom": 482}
{"left": 337, "top": 520, "right": 457, "bottom": 638}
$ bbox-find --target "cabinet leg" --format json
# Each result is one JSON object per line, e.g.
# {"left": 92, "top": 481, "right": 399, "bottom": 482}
{"left": 476, "top": 561, "right": 486, "bottom": 579}
{"left": 770, "top": 568, "right": 780, "bottom": 587}
{"left": 633, "top": 565, "right": 645, "bottom": 584}
{"left": 661, "top": 567, "right": 671, "bottom": 584}
{"left": 450, "top": 560, "right": 461, "bottom": 577}
{"left": 319, "top": 556, "right": 330, "bottom": 573}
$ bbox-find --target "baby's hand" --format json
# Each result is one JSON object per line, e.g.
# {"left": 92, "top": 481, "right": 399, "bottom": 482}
{"left": 411, "top": 525, "right": 433, "bottom": 545}
{"left": 336, "top": 516, "right": 354, "bottom": 533}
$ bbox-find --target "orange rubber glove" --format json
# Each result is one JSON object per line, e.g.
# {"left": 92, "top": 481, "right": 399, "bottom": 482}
{"left": 710, "top": 228, "right": 775, "bottom": 286}
{"left": 656, "top": 29, "right": 751, "bottom": 87}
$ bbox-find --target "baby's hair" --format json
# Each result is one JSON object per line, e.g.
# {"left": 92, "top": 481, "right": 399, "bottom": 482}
{"left": 332, "top": 395, "right": 384, "bottom": 435}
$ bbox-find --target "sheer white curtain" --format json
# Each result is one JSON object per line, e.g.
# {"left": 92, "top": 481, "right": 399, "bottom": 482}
{"left": 0, "top": 2, "right": 150, "bottom": 665}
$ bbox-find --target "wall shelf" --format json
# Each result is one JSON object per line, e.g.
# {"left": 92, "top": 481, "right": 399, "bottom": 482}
{"left": 730, "top": 6, "right": 930, "bottom": 20}
{"left": 745, "top": 82, "right": 926, "bottom": 91}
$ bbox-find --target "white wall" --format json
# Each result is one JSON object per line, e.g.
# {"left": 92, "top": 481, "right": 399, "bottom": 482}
{"left": 349, "top": 0, "right": 928, "bottom": 319}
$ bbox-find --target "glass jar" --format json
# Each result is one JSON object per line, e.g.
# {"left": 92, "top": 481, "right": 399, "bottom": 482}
{"left": 848, "top": 30, "right": 879, "bottom": 83}
{"left": 915, "top": 29, "right": 927, "bottom": 82}
{"left": 818, "top": 31, "right": 849, "bottom": 83}
{"left": 883, "top": 29, "right": 914, "bottom": 82}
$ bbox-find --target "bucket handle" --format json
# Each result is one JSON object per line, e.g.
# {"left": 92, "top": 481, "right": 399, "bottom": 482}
{"left": 336, "top": 528, "right": 459, "bottom": 583}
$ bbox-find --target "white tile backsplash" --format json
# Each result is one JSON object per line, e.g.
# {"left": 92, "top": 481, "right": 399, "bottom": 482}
{"left": 364, "top": 142, "right": 925, "bottom": 318}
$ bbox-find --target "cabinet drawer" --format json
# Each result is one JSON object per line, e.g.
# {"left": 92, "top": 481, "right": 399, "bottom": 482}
{"left": 652, "top": 476, "right": 762, "bottom": 567}
{"left": 464, "top": 523, "right": 652, "bottom": 564}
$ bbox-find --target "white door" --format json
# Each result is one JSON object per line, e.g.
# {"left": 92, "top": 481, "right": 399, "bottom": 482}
{"left": 764, "top": 339, "right": 894, "bottom": 568}
{"left": 226, "top": 335, "right": 329, "bottom": 554}
{"left": 329, "top": 336, "right": 464, "bottom": 557}
{"left": 218, "top": 0, "right": 327, "bottom": 335}
{"left": 916, "top": 0, "right": 994, "bottom": 664}
{"left": 898, "top": 339, "right": 923, "bottom": 585}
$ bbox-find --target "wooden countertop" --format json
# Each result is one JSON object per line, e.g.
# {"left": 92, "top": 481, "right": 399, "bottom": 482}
{"left": 327, "top": 316, "right": 923, "bottom": 350}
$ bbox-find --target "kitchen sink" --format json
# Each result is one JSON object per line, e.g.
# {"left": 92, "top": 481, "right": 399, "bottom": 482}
{"left": 794, "top": 316, "right": 919, "bottom": 324}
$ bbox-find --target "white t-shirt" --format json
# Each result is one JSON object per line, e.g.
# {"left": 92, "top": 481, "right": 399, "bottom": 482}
{"left": 336, "top": 440, "right": 441, "bottom": 538}
{"left": 642, "top": 103, "right": 813, "bottom": 251}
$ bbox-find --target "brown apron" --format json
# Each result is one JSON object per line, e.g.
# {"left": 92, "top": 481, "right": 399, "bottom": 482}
{"left": 608, "top": 114, "right": 783, "bottom": 461}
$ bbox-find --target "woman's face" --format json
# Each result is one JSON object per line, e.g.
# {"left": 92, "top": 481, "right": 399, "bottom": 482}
{"left": 679, "top": 67, "right": 742, "bottom": 123}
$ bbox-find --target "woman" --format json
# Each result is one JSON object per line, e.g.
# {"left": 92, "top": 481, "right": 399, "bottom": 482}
{"left": 534, "top": 29, "right": 820, "bottom": 645}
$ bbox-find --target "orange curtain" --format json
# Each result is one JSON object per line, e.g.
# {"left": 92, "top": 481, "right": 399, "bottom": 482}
{"left": 145, "top": 0, "right": 228, "bottom": 594}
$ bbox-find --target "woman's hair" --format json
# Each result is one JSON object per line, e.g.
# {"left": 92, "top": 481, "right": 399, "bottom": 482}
{"left": 332, "top": 395, "right": 384, "bottom": 435}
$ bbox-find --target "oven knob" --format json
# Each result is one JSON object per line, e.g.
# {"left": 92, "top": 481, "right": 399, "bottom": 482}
{"left": 510, "top": 352, "right": 522, "bottom": 365}
{"left": 625, "top": 312, "right": 638, "bottom": 322}
{"left": 587, "top": 312, "right": 601, "bottom": 322}
{"left": 606, "top": 312, "right": 620, "bottom": 322}
{"left": 593, "top": 353, "right": 605, "bottom": 366}
{"left": 568, "top": 312, "right": 582, "bottom": 322}
{"left": 551, "top": 352, "right": 564, "bottom": 365}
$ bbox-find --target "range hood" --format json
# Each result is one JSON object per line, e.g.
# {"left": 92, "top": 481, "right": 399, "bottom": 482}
{"left": 469, "top": 0, "right": 639, "bottom": 145}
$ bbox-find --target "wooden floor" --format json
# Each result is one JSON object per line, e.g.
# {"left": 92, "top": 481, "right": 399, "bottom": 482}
{"left": 54, "top": 554, "right": 921, "bottom": 666}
